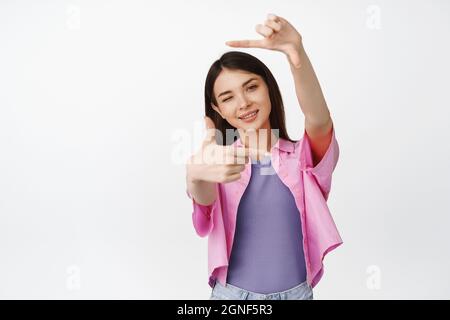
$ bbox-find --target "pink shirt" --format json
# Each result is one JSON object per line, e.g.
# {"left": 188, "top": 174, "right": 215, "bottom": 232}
{"left": 186, "top": 126, "right": 342, "bottom": 289}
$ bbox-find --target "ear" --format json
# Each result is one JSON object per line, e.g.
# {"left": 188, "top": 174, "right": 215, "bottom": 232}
{"left": 211, "top": 103, "right": 225, "bottom": 119}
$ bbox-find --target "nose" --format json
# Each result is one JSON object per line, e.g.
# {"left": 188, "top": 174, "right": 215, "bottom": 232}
{"left": 237, "top": 93, "right": 251, "bottom": 110}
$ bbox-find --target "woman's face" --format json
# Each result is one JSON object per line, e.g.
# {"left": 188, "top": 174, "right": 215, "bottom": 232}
{"left": 211, "top": 68, "right": 271, "bottom": 132}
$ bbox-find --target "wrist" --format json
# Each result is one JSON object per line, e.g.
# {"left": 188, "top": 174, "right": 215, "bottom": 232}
{"left": 283, "top": 42, "right": 304, "bottom": 66}
{"left": 283, "top": 35, "right": 304, "bottom": 52}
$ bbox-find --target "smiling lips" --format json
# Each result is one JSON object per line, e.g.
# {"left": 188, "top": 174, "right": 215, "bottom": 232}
{"left": 239, "top": 109, "right": 259, "bottom": 120}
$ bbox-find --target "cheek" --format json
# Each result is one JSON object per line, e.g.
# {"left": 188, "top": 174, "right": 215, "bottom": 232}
{"left": 220, "top": 105, "right": 238, "bottom": 118}
{"left": 260, "top": 104, "right": 271, "bottom": 118}
{"left": 223, "top": 109, "right": 238, "bottom": 119}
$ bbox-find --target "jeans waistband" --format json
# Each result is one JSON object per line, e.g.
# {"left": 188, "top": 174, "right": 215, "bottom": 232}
{"left": 214, "top": 280, "right": 311, "bottom": 300}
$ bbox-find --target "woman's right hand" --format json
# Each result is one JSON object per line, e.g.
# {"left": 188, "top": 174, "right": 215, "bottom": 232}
{"left": 186, "top": 116, "right": 266, "bottom": 184}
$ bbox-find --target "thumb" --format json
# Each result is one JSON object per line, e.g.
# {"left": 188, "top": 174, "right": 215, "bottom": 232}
{"left": 203, "top": 116, "right": 217, "bottom": 145}
{"left": 225, "top": 39, "right": 266, "bottom": 49}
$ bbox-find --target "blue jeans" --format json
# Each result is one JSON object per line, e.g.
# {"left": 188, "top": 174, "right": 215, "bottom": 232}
{"left": 209, "top": 280, "right": 314, "bottom": 300}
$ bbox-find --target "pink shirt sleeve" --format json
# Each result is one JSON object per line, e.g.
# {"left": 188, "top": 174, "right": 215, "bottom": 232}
{"left": 301, "top": 125, "right": 339, "bottom": 201}
{"left": 186, "top": 184, "right": 219, "bottom": 237}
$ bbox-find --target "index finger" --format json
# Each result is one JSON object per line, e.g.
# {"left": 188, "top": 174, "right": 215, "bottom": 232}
{"left": 233, "top": 146, "right": 270, "bottom": 163}
{"left": 246, "top": 147, "right": 271, "bottom": 162}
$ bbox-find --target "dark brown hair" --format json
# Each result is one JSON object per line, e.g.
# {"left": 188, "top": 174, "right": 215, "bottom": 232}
{"left": 204, "top": 51, "right": 296, "bottom": 145}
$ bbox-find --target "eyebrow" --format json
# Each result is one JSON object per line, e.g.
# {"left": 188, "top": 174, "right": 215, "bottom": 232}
{"left": 217, "top": 77, "right": 258, "bottom": 99}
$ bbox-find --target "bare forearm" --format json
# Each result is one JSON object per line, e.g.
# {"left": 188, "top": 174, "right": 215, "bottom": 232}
{"left": 289, "top": 45, "right": 331, "bottom": 126}
{"left": 186, "top": 165, "right": 217, "bottom": 206}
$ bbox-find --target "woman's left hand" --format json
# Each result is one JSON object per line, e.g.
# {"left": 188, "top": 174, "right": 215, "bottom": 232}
{"left": 225, "top": 13, "right": 304, "bottom": 68}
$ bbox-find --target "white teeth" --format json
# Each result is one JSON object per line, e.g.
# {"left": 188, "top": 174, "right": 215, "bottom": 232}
{"left": 240, "top": 111, "right": 257, "bottom": 119}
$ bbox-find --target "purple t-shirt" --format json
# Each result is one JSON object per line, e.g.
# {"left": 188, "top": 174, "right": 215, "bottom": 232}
{"left": 226, "top": 155, "right": 307, "bottom": 294}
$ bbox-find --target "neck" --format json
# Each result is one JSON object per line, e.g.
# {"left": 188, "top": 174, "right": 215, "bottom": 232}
{"left": 238, "top": 120, "right": 279, "bottom": 160}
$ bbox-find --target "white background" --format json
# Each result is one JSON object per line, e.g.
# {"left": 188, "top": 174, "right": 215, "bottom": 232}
{"left": 1, "top": 0, "right": 449, "bottom": 299}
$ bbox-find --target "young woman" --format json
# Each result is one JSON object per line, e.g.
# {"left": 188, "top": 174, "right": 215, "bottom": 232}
{"left": 186, "top": 13, "right": 342, "bottom": 300}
